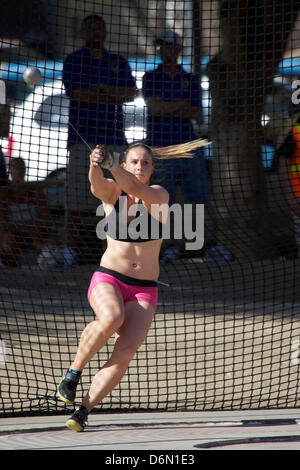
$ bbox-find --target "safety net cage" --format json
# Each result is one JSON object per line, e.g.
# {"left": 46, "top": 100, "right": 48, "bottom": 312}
{"left": 0, "top": 0, "right": 300, "bottom": 417}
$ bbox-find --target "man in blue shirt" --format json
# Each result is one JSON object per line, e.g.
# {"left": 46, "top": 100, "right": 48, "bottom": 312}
{"left": 142, "top": 30, "right": 209, "bottom": 205}
{"left": 142, "top": 30, "right": 210, "bottom": 261}
{"left": 62, "top": 15, "right": 136, "bottom": 262}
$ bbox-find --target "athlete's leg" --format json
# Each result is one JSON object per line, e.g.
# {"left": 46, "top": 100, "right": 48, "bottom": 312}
{"left": 81, "top": 301, "right": 155, "bottom": 412}
{"left": 57, "top": 282, "right": 125, "bottom": 404}
{"left": 70, "top": 282, "right": 125, "bottom": 371}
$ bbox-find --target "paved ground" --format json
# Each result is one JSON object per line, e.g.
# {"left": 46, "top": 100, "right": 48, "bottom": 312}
{"left": 1, "top": 409, "right": 300, "bottom": 454}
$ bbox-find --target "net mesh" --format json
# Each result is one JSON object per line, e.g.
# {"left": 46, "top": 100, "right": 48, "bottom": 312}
{"left": 1, "top": 0, "right": 300, "bottom": 417}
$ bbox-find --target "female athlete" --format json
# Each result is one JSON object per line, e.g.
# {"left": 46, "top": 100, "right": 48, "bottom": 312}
{"left": 57, "top": 139, "right": 207, "bottom": 431}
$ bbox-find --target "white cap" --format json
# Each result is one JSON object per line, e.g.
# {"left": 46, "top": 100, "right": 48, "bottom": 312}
{"left": 154, "top": 30, "right": 183, "bottom": 47}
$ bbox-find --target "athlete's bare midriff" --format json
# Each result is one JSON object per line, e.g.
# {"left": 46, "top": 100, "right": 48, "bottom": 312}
{"left": 100, "top": 236, "right": 162, "bottom": 280}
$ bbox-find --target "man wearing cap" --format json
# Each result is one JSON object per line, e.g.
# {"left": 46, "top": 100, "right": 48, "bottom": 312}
{"left": 142, "top": 30, "right": 210, "bottom": 261}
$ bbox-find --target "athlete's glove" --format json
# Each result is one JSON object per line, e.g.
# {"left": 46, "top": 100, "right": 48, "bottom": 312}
{"left": 98, "top": 146, "right": 120, "bottom": 172}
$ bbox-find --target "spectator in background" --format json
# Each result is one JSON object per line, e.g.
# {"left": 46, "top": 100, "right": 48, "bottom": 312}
{"left": 142, "top": 30, "right": 210, "bottom": 261}
{"left": 0, "top": 158, "right": 61, "bottom": 267}
{"left": 0, "top": 145, "right": 8, "bottom": 266}
{"left": 262, "top": 108, "right": 300, "bottom": 260}
{"left": 0, "top": 99, "right": 9, "bottom": 187}
{"left": 62, "top": 14, "right": 137, "bottom": 264}
{"left": 0, "top": 146, "right": 8, "bottom": 187}
{"left": 275, "top": 111, "right": 300, "bottom": 217}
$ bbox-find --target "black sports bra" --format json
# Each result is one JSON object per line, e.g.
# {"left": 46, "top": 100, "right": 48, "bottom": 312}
{"left": 104, "top": 192, "right": 165, "bottom": 243}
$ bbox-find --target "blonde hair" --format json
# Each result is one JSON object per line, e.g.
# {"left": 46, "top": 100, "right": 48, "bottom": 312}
{"left": 151, "top": 138, "right": 209, "bottom": 159}
{"left": 125, "top": 138, "right": 210, "bottom": 161}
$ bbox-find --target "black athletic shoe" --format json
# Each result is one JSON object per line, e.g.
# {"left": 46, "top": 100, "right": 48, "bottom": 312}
{"left": 66, "top": 407, "right": 88, "bottom": 432}
{"left": 57, "top": 369, "right": 81, "bottom": 404}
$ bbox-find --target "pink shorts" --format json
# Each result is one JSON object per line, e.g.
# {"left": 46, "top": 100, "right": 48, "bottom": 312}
{"left": 88, "top": 267, "right": 158, "bottom": 312}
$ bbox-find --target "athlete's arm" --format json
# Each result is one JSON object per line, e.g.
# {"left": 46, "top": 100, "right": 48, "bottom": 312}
{"left": 89, "top": 151, "right": 121, "bottom": 203}
{"left": 112, "top": 165, "right": 169, "bottom": 207}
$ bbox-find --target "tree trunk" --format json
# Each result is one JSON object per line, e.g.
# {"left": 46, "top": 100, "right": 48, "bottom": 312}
{"left": 207, "top": 0, "right": 300, "bottom": 260}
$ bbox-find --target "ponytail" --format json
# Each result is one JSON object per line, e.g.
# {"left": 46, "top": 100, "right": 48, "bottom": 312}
{"left": 125, "top": 138, "right": 209, "bottom": 161}
{"left": 151, "top": 138, "right": 209, "bottom": 159}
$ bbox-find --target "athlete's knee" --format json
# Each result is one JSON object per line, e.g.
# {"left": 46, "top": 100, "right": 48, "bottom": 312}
{"left": 112, "top": 343, "right": 138, "bottom": 365}
{"left": 96, "top": 308, "right": 125, "bottom": 332}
